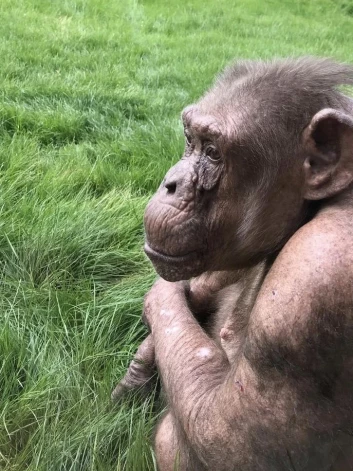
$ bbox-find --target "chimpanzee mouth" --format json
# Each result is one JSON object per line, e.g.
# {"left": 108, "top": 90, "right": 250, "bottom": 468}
{"left": 144, "top": 243, "right": 199, "bottom": 264}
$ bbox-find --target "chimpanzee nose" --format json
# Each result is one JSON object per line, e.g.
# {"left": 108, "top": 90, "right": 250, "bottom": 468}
{"left": 163, "top": 165, "right": 180, "bottom": 195}
{"left": 162, "top": 160, "right": 194, "bottom": 198}
{"left": 165, "top": 180, "right": 177, "bottom": 195}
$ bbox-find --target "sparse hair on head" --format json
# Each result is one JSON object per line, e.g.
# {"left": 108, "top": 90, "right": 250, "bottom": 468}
{"left": 199, "top": 57, "right": 353, "bottom": 164}
{"left": 203, "top": 56, "right": 353, "bottom": 120}
{"left": 218, "top": 57, "right": 353, "bottom": 94}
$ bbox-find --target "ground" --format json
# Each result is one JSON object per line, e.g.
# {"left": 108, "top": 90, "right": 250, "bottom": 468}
{"left": 0, "top": 0, "right": 352, "bottom": 469}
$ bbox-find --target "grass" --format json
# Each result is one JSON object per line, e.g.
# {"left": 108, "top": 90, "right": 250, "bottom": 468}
{"left": 0, "top": 0, "right": 352, "bottom": 469}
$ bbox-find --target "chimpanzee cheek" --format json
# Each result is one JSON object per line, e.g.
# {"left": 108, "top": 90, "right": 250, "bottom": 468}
{"left": 197, "top": 161, "right": 223, "bottom": 191}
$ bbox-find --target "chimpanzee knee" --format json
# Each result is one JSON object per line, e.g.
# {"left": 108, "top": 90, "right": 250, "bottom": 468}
{"left": 154, "top": 412, "right": 181, "bottom": 471}
{"left": 154, "top": 412, "right": 204, "bottom": 471}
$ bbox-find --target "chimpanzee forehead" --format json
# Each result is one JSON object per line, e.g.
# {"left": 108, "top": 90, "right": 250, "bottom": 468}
{"left": 181, "top": 104, "right": 235, "bottom": 140}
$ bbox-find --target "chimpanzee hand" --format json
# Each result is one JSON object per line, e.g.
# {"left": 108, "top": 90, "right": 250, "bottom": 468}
{"left": 112, "top": 279, "right": 187, "bottom": 402}
{"left": 112, "top": 272, "right": 241, "bottom": 401}
{"left": 111, "top": 334, "right": 156, "bottom": 402}
{"left": 142, "top": 279, "right": 188, "bottom": 332}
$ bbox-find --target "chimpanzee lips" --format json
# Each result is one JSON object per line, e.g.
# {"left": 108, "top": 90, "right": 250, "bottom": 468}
{"left": 144, "top": 243, "right": 198, "bottom": 264}
{"left": 144, "top": 242, "right": 205, "bottom": 281}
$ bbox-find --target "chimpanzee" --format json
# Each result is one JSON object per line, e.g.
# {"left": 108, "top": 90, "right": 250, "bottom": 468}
{"left": 116, "top": 58, "right": 353, "bottom": 471}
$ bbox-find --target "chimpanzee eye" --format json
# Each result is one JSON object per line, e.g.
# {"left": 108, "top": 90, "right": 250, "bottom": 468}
{"left": 205, "top": 144, "right": 220, "bottom": 162}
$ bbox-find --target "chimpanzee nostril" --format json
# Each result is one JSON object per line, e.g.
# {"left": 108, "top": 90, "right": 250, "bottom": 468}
{"left": 165, "top": 181, "right": 177, "bottom": 194}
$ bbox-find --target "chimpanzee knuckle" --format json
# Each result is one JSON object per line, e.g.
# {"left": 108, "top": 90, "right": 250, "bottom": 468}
{"left": 145, "top": 284, "right": 159, "bottom": 302}
{"left": 148, "top": 278, "right": 165, "bottom": 296}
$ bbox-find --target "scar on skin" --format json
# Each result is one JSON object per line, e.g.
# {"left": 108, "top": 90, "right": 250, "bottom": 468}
{"left": 160, "top": 309, "right": 174, "bottom": 317}
{"left": 196, "top": 347, "right": 212, "bottom": 359}
{"left": 220, "top": 327, "right": 234, "bottom": 342}
{"left": 234, "top": 380, "right": 244, "bottom": 393}
{"left": 165, "top": 325, "right": 181, "bottom": 335}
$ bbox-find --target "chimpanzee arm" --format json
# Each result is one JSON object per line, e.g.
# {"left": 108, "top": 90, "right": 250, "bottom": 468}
{"left": 111, "top": 270, "right": 244, "bottom": 401}
{"left": 148, "top": 226, "right": 353, "bottom": 470}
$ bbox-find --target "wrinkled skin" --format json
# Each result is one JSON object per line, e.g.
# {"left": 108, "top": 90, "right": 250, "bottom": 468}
{"left": 112, "top": 270, "right": 244, "bottom": 401}
{"left": 111, "top": 334, "right": 156, "bottom": 401}
{"left": 117, "top": 58, "right": 353, "bottom": 470}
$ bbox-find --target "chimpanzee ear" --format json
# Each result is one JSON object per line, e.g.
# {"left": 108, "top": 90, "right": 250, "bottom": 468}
{"left": 302, "top": 108, "right": 353, "bottom": 200}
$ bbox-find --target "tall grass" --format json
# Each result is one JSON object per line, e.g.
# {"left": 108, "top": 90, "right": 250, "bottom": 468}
{"left": 0, "top": 0, "right": 352, "bottom": 469}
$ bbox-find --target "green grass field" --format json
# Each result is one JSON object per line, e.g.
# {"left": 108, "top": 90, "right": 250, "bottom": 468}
{"left": 0, "top": 0, "right": 352, "bottom": 469}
